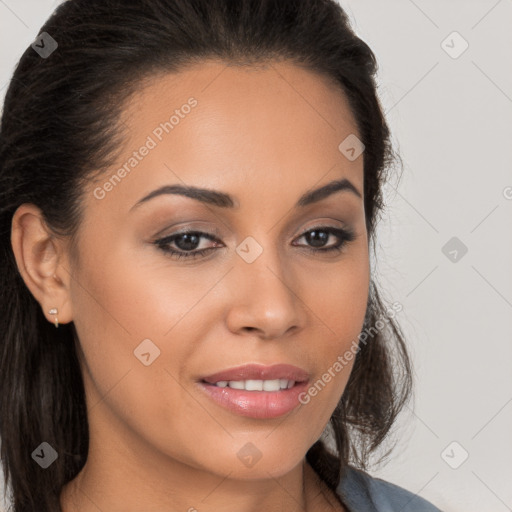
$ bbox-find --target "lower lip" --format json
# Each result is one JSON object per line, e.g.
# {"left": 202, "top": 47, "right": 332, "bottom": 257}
{"left": 197, "top": 381, "right": 309, "bottom": 419}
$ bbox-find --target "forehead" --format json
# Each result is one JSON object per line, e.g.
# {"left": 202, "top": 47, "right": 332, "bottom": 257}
{"left": 124, "top": 59, "right": 359, "bottom": 140}
{"left": 84, "top": 59, "right": 364, "bottom": 222}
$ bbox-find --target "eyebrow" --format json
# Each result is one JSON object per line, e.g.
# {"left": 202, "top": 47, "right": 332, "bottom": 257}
{"left": 130, "top": 178, "right": 362, "bottom": 212}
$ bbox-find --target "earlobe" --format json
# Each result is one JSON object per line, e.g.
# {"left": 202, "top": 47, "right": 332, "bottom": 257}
{"left": 10, "top": 203, "right": 73, "bottom": 326}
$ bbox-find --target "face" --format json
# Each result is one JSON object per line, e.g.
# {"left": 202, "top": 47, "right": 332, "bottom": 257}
{"left": 60, "top": 60, "right": 370, "bottom": 480}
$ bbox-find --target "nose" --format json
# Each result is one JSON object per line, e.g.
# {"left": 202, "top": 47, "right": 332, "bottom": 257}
{"left": 225, "top": 247, "right": 304, "bottom": 340}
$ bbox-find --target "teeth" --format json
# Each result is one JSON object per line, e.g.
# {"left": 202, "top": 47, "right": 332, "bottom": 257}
{"left": 212, "top": 379, "right": 295, "bottom": 391}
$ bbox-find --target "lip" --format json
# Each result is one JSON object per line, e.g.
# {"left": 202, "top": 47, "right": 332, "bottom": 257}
{"left": 197, "top": 380, "right": 310, "bottom": 419}
{"left": 197, "top": 363, "right": 311, "bottom": 420}
{"left": 200, "top": 363, "right": 310, "bottom": 384}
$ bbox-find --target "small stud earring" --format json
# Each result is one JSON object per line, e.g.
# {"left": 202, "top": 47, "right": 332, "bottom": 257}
{"left": 48, "top": 307, "right": 59, "bottom": 328}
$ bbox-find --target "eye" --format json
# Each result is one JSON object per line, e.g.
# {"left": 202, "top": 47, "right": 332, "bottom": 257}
{"left": 153, "top": 225, "right": 356, "bottom": 261}
{"left": 293, "top": 226, "right": 356, "bottom": 254}
{"left": 153, "top": 230, "right": 221, "bottom": 261}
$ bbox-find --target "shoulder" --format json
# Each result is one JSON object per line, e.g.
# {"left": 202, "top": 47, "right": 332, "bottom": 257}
{"left": 336, "top": 465, "right": 444, "bottom": 512}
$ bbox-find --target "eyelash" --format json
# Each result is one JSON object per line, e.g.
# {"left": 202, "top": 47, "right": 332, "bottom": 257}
{"left": 153, "top": 225, "right": 356, "bottom": 261}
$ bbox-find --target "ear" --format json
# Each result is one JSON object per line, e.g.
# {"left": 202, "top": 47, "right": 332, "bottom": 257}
{"left": 10, "top": 203, "right": 73, "bottom": 326}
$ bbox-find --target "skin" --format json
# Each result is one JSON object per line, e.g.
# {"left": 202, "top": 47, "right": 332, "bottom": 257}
{"left": 11, "top": 60, "right": 369, "bottom": 512}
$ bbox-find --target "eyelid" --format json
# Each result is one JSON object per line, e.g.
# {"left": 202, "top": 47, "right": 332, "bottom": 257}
{"left": 153, "top": 223, "right": 223, "bottom": 240}
{"left": 154, "top": 220, "right": 348, "bottom": 243}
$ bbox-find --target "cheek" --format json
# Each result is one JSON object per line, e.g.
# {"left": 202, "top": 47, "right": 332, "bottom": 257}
{"left": 304, "top": 241, "right": 370, "bottom": 341}
{"left": 68, "top": 241, "right": 228, "bottom": 403}
{"left": 71, "top": 242, "right": 212, "bottom": 344}
{"left": 299, "top": 246, "right": 370, "bottom": 405}
{"left": 67, "top": 246, "right": 181, "bottom": 401}
{"left": 68, "top": 248, "right": 209, "bottom": 457}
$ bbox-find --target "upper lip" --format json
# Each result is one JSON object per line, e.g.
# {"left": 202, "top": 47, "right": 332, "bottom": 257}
{"left": 201, "top": 363, "right": 310, "bottom": 384}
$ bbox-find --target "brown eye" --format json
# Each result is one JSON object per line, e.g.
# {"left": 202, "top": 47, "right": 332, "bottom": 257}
{"left": 154, "top": 230, "right": 221, "bottom": 260}
{"left": 293, "top": 226, "right": 356, "bottom": 253}
{"left": 153, "top": 226, "right": 356, "bottom": 261}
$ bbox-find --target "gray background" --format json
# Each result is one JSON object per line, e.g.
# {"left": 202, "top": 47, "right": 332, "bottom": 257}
{"left": 0, "top": 1, "right": 511, "bottom": 511}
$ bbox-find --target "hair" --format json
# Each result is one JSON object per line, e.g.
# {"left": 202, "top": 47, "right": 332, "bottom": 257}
{"left": 0, "top": 0, "right": 413, "bottom": 510}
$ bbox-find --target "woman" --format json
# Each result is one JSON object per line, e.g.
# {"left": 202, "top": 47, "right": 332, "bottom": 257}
{"left": 0, "top": 1, "right": 444, "bottom": 511}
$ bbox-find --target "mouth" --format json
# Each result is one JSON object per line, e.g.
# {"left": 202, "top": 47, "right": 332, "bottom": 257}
{"left": 197, "top": 363, "right": 311, "bottom": 419}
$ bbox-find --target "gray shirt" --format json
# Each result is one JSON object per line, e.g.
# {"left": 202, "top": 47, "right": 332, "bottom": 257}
{"left": 336, "top": 466, "right": 443, "bottom": 512}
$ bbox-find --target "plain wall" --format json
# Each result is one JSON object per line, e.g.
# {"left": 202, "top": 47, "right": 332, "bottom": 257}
{"left": 1, "top": 1, "right": 511, "bottom": 511}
